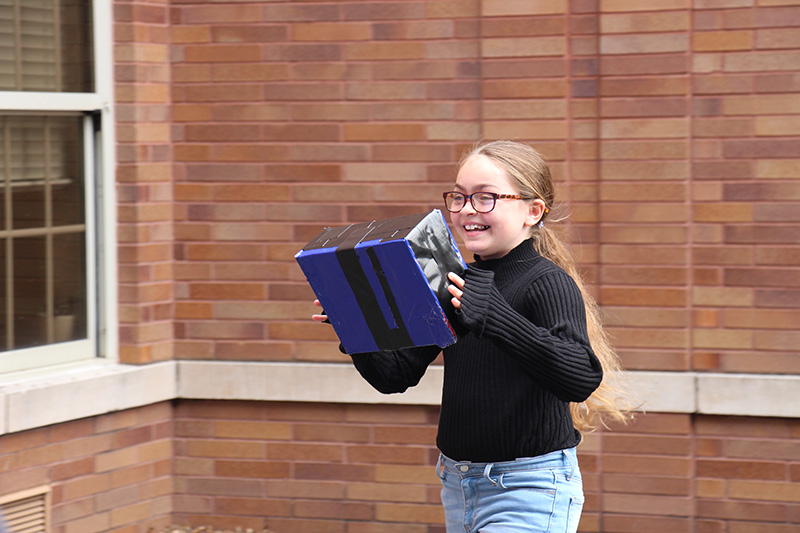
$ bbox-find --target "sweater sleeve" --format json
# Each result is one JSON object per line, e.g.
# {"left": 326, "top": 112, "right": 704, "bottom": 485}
{"left": 457, "top": 266, "right": 603, "bottom": 402}
{"left": 349, "top": 345, "right": 442, "bottom": 395}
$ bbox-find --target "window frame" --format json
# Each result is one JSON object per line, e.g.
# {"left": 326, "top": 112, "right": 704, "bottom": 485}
{"left": 0, "top": 0, "right": 116, "bottom": 373}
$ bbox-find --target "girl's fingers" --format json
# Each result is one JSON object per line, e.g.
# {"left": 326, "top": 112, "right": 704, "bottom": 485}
{"left": 447, "top": 272, "right": 465, "bottom": 289}
{"left": 312, "top": 300, "right": 330, "bottom": 323}
{"left": 447, "top": 275, "right": 463, "bottom": 310}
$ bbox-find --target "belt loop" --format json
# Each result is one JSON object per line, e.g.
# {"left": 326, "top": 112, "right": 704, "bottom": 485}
{"left": 483, "top": 463, "right": 497, "bottom": 485}
{"left": 564, "top": 449, "right": 576, "bottom": 480}
{"left": 436, "top": 453, "right": 444, "bottom": 477}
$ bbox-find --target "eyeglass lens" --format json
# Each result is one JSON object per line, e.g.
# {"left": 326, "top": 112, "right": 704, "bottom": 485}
{"left": 445, "top": 192, "right": 496, "bottom": 213}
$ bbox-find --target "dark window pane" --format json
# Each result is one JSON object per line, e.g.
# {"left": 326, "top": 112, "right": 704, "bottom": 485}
{"left": 0, "top": 115, "right": 87, "bottom": 352}
{"left": 1, "top": 116, "right": 85, "bottom": 229}
{"left": 0, "top": 0, "right": 93, "bottom": 92}
{"left": 0, "top": 239, "right": 5, "bottom": 349}
{"left": 13, "top": 236, "right": 46, "bottom": 349}
{"left": 53, "top": 232, "right": 85, "bottom": 342}
{"left": 52, "top": 119, "right": 85, "bottom": 227}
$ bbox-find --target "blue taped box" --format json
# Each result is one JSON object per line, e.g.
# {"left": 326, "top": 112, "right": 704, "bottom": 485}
{"left": 295, "top": 210, "right": 467, "bottom": 354}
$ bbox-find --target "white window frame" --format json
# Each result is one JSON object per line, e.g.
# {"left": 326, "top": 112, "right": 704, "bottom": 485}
{"left": 0, "top": 1, "right": 116, "bottom": 374}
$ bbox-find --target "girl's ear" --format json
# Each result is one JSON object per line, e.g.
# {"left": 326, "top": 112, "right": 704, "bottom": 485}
{"left": 525, "top": 199, "right": 547, "bottom": 227}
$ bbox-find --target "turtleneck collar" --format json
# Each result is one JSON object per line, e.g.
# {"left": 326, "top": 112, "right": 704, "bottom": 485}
{"left": 470, "top": 238, "right": 547, "bottom": 288}
{"left": 473, "top": 238, "right": 541, "bottom": 269}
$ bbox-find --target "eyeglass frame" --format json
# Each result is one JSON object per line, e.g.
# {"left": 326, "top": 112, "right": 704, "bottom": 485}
{"left": 442, "top": 190, "right": 531, "bottom": 213}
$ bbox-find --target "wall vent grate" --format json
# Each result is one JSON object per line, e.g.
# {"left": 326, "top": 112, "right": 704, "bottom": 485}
{"left": 0, "top": 486, "right": 50, "bottom": 533}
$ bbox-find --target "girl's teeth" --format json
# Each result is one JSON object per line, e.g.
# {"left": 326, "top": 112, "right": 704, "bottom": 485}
{"left": 465, "top": 224, "right": 489, "bottom": 231}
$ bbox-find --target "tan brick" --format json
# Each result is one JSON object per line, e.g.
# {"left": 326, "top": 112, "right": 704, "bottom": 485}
{"left": 601, "top": 0, "right": 690, "bottom": 11}
{"left": 728, "top": 480, "right": 800, "bottom": 503}
{"left": 600, "top": 33, "right": 688, "bottom": 55}
{"left": 607, "top": 327, "right": 688, "bottom": 349}
{"left": 215, "top": 460, "right": 290, "bottom": 479}
{"left": 756, "top": 117, "right": 800, "bottom": 136}
{"left": 482, "top": 36, "right": 566, "bottom": 58}
{"left": 482, "top": 0, "right": 566, "bottom": 16}
{"left": 214, "top": 420, "right": 292, "bottom": 440}
{"left": 600, "top": 225, "right": 687, "bottom": 244}
{"left": 292, "top": 22, "right": 372, "bottom": 42}
{"left": 600, "top": 12, "right": 689, "bottom": 33}
{"left": 61, "top": 512, "right": 111, "bottom": 533}
{"left": 345, "top": 41, "right": 426, "bottom": 60}
{"left": 267, "top": 442, "right": 344, "bottom": 462}
{"left": 604, "top": 493, "right": 692, "bottom": 517}
{"left": 601, "top": 118, "right": 689, "bottom": 139}
{"left": 62, "top": 474, "right": 112, "bottom": 501}
{"left": 215, "top": 497, "right": 292, "bottom": 517}
{"left": 346, "top": 482, "right": 429, "bottom": 503}
{"left": 186, "top": 440, "right": 265, "bottom": 459}
{"left": 756, "top": 27, "right": 800, "bottom": 49}
{"left": 694, "top": 31, "right": 753, "bottom": 52}
{"left": 694, "top": 329, "right": 754, "bottom": 350}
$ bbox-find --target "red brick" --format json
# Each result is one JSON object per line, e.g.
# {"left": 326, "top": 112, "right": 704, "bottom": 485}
{"left": 293, "top": 499, "right": 373, "bottom": 520}
{"left": 697, "top": 459, "right": 786, "bottom": 480}
{"left": 215, "top": 497, "right": 291, "bottom": 517}
{"left": 603, "top": 474, "right": 690, "bottom": 497}
{"left": 294, "top": 463, "right": 375, "bottom": 482}
{"left": 215, "top": 460, "right": 290, "bottom": 479}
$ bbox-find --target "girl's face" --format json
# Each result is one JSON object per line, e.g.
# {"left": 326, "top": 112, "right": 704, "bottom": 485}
{"left": 451, "top": 154, "right": 544, "bottom": 260}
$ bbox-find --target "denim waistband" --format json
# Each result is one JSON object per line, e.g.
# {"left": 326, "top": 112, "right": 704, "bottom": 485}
{"left": 437, "top": 447, "right": 577, "bottom": 479}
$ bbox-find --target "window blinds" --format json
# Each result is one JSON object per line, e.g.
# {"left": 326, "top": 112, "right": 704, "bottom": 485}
{"left": 0, "top": 0, "right": 92, "bottom": 92}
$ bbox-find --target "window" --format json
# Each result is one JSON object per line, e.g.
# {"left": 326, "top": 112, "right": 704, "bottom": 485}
{"left": 0, "top": 0, "right": 115, "bottom": 373}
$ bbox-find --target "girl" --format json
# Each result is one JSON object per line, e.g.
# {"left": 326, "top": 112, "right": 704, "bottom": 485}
{"left": 314, "top": 140, "right": 631, "bottom": 532}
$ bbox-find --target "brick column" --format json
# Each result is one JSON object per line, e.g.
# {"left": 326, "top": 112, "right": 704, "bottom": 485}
{"left": 115, "top": 0, "right": 174, "bottom": 363}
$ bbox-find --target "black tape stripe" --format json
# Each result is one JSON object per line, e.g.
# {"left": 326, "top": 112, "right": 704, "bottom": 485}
{"left": 366, "top": 246, "right": 412, "bottom": 347}
{"left": 335, "top": 244, "right": 412, "bottom": 351}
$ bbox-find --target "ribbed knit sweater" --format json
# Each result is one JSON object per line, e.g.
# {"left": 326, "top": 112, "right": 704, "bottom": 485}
{"left": 350, "top": 239, "right": 603, "bottom": 462}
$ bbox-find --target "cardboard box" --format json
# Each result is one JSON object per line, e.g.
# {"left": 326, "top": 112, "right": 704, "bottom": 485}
{"left": 295, "top": 210, "right": 467, "bottom": 354}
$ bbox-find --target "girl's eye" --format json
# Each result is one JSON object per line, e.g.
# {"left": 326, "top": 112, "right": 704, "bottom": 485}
{"left": 475, "top": 193, "right": 495, "bottom": 207}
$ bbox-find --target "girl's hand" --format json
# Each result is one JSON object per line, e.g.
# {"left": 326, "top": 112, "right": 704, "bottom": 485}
{"left": 312, "top": 299, "right": 330, "bottom": 323}
{"left": 447, "top": 272, "right": 465, "bottom": 310}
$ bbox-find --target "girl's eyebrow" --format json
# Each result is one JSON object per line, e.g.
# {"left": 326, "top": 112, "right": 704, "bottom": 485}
{"left": 453, "top": 183, "right": 499, "bottom": 191}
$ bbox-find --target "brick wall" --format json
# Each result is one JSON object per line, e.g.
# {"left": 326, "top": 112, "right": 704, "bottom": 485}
{"left": 116, "top": 0, "right": 175, "bottom": 364}
{"left": 166, "top": 0, "right": 800, "bottom": 377}
{"left": 0, "top": 403, "right": 173, "bottom": 533}
{"left": 168, "top": 0, "right": 483, "bottom": 364}
{"left": 172, "top": 400, "right": 443, "bottom": 532}
{"left": 3, "top": 404, "right": 798, "bottom": 532}
{"left": 161, "top": 0, "right": 800, "bottom": 529}
{"left": 172, "top": 406, "right": 800, "bottom": 533}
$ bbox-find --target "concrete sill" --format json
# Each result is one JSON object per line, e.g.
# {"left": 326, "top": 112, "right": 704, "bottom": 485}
{"left": 1, "top": 361, "right": 799, "bottom": 436}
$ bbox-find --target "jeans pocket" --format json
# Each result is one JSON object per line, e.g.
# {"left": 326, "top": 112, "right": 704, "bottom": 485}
{"left": 566, "top": 495, "right": 585, "bottom": 533}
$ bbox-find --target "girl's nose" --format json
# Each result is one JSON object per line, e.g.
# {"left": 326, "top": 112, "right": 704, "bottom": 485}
{"left": 461, "top": 198, "right": 478, "bottom": 214}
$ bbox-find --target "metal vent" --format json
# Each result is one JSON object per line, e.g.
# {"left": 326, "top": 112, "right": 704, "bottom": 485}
{"left": 0, "top": 487, "right": 50, "bottom": 533}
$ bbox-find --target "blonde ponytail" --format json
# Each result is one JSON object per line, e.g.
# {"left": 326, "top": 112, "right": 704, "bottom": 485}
{"left": 532, "top": 226, "right": 634, "bottom": 430}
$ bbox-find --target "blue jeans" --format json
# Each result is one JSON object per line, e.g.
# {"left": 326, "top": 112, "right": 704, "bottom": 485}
{"left": 436, "top": 448, "right": 585, "bottom": 532}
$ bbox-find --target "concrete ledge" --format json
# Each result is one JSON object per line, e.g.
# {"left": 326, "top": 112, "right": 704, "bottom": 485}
{"left": 627, "top": 371, "right": 696, "bottom": 414}
{"left": 1, "top": 361, "right": 799, "bottom": 436}
{"left": 698, "top": 373, "right": 800, "bottom": 418}
{"left": 1, "top": 361, "right": 176, "bottom": 434}
{"left": 177, "top": 361, "right": 444, "bottom": 405}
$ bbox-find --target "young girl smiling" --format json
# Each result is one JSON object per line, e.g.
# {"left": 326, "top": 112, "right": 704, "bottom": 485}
{"left": 314, "top": 140, "right": 630, "bottom": 532}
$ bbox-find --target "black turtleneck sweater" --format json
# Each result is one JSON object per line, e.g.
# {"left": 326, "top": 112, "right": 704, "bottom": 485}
{"left": 349, "top": 239, "right": 603, "bottom": 462}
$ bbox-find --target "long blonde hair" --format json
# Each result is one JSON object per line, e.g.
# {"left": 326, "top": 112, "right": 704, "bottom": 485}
{"left": 459, "top": 140, "right": 634, "bottom": 431}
